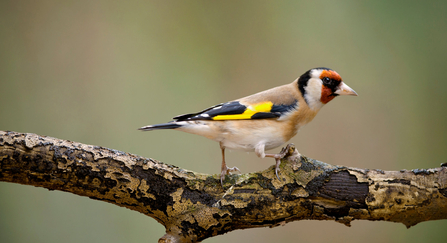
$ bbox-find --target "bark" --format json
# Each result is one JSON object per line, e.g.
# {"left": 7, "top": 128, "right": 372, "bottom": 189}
{"left": 1, "top": 131, "right": 447, "bottom": 243}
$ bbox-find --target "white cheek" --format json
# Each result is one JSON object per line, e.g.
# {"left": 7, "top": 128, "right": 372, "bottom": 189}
{"left": 304, "top": 78, "right": 324, "bottom": 110}
{"left": 306, "top": 79, "right": 322, "bottom": 98}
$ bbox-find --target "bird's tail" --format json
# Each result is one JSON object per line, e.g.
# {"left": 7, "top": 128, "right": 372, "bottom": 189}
{"left": 138, "top": 122, "right": 182, "bottom": 131}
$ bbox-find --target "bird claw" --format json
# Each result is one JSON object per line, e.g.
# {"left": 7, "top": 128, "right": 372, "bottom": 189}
{"left": 275, "top": 158, "right": 281, "bottom": 180}
{"left": 220, "top": 166, "right": 241, "bottom": 186}
{"left": 272, "top": 144, "right": 296, "bottom": 180}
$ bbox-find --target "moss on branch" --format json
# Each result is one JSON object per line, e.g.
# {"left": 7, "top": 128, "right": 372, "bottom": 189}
{"left": 1, "top": 131, "right": 447, "bottom": 243}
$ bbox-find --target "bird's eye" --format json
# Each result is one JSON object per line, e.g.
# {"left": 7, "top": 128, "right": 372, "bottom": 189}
{"left": 322, "top": 77, "right": 332, "bottom": 86}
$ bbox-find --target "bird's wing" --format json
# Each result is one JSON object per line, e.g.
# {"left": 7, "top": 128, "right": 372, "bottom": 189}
{"left": 173, "top": 100, "right": 298, "bottom": 121}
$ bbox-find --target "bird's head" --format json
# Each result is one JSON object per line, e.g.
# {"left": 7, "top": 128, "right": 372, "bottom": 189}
{"left": 298, "top": 67, "right": 357, "bottom": 110}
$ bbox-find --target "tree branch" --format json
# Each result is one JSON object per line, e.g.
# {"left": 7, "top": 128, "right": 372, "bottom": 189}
{"left": 1, "top": 131, "right": 447, "bottom": 243}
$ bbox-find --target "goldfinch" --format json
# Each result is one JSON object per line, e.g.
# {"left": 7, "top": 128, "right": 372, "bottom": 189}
{"left": 139, "top": 67, "right": 357, "bottom": 185}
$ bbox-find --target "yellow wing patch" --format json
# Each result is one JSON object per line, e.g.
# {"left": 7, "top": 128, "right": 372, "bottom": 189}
{"left": 212, "top": 102, "right": 273, "bottom": 120}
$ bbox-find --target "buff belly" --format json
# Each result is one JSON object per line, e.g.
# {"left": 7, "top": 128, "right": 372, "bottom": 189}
{"left": 176, "top": 119, "right": 294, "bottom": 152}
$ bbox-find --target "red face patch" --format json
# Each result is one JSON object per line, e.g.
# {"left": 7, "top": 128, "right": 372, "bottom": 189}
{"left": 319, "top": 69, "right": 342, "bottom": 104}
{"left": 320, "top": 86, "right": 336, "bottom": 104}
{"left": 319, "top": 70, "right": 342, "bottom": 82}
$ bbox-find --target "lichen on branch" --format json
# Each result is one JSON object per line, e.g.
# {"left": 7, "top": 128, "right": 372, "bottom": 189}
{"left": 1, "top": 131, "right": 447, "bottom": 243}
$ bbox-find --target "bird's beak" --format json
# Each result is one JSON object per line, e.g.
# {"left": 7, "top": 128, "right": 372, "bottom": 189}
{"left": 335, "top": 82, "right": 358, "bottom": 96}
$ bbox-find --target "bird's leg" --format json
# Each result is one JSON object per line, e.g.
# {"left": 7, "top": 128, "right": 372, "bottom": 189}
{"left": 264, "top": 144, "right": 298, "bottom": 180}
{"left": 255, "top": 143, "right": 285, "bottom": 180}
{"left": 220, "top": 143, "right": 241, "bottom": 186}
{"left": 263, "top": 153, "right": 283, "bottom": 180}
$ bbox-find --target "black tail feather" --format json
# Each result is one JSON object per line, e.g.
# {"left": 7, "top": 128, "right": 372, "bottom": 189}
{"left": 138, "top": 122, "right": 182, "bottom": 131}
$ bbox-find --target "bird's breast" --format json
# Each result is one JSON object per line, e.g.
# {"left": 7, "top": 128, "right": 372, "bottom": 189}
{"left": 279, "top": 103, "right": 319, "bottom": 142}
{"left": 181, "top": 119, "right": 287, "bottom": 152}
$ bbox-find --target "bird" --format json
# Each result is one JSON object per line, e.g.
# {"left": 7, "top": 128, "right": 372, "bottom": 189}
{"left": 139, "top": 67, "right": 357, "bottom": 186}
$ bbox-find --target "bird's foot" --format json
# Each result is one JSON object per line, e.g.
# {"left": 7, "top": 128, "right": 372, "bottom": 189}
{"left": 266, "top": 144, "right": 299, "bottom": 180}
{"left": 220, "top": 166, "right": 241, "bottom": 186}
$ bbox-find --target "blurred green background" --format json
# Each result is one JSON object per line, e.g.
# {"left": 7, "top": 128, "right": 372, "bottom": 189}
{"left": 1, "top": 0, "right": 447, "bottom": 242}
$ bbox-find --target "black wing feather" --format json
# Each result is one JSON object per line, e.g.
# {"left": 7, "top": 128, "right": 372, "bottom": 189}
{"left": 173, "top": 101, "right": 247, "bottom": 121}
{"left": 173, "top": 100, "right": 298, "bottom": 121}
{"left": 271, "top": 101, "right": 298, "bottom": 113}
